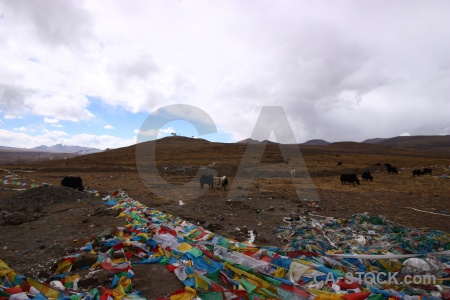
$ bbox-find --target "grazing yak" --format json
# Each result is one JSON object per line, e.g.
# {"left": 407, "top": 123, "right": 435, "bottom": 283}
{"left": 199, "top": 174, "right": 214, "bottom": 189}
{"left": 218, "top": 176, "right": 228, "bottom": 190}
{"left": 362, "top": 170, "right": 373, "bottom": 181}
{"left": 422, "top": 168, "right": 432, "bottom": 175}
{"left": 388, "top": 167, "right": 398, "bottom": 174}
{"left": 385, "top": 163, "right": 398, "bottom": 174}
{"left": 340, "top": 174, "right": 360, "bottom": 186}
{"left": 61, "top": 176, "right": 84, "bottom": 191}
{"left": 412, "top": 169, "right": 423, "bottom": 177}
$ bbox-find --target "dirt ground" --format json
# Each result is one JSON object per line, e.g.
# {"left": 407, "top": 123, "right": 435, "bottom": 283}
{"left": 1, "top": 137, "right": 449, "bottom": 298}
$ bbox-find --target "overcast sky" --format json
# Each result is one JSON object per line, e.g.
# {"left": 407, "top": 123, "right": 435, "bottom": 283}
{"left": 0, "top": 0, "right": 449, "bottom": 149}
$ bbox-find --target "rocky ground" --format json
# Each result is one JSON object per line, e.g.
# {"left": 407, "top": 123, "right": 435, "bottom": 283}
{"left": 0, "top": 186, "right": 187, "bottom": 298}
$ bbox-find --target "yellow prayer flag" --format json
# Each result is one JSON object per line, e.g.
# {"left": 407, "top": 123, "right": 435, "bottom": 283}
{"left": 195, "top": 272, "right": 210, "bottom": 291}
{"left": 55, "top": 259, "right": 72, "bottom": 274}
{"left": 26, "top": 278, "right": 61, "bottom": 299}
{"left": 113, "top": 284, "right": 126, "bottom": 300}
{"left": 169, "top": 286, "right": 197, "bottom": 300}
{"left": 177, "top": 242, "right": 193, "bottom": 252}
{"left": 274, "top": 266, "right": 286, "bottom": 278}
{"left": 116, "top": 212, "right": 128, "bottom": 218}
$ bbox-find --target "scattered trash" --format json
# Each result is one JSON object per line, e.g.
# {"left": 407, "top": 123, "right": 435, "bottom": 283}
{"left": 248, "top": 230, "right": 255, "bottom": 244}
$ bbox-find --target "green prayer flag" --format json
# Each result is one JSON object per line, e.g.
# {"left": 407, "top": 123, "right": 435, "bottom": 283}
{"left": 199, "top": 291, "right": 224, "bottom": 300}
{"left": 240, "top": 277, "right": 257, "bottom": 294}
{"left": 367, "top": 294, "right": 385, "bottom": 300}
{"left": 204, "top": 270, "right": 220, "bottom": 283}
{"left": 159, "top": 256, "right": 169, "bottom": 265}
{"left": 188, "top": 247, "right": 203, "bottom": 257}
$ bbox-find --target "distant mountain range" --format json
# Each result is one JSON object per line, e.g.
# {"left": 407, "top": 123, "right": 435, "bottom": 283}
{"left": 34, "top": 144, "right": 103, "bottom": 154}
{"left": 361, "top": 138, "right": 387, "bottom": 144}
{"left": 0, "top": 144, "right": 102, "bottom": 154}
{"left": 236, "top": 135, "right": 450, "bottom": 154}
{"left": 236, "top": 138, "right": 279, "bottom": 145}
{"left": 364, "top": 135, "right": 450, "bottom": 152}
{"left": 237, "top": 138, "right": 333, "bottom": 145}
{"left": 302, "top": 139, "right": 330, "bottom": 145}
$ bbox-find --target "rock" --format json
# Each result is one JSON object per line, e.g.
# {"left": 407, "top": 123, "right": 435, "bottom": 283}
{"left": 204, "top": 222, "right": 214, "bottom": 231}
{"left": 33, "top": 212, "right": 44, "bottom": 219}
{"left": 112, "top": 251, "right": 125, "bottom": 260}
{"left": 267, "top": 206, "right": 275, "bottom": 211}
{"left": 212, "top": 224, "right": 223, "bottom": 230}
{"left": 1, "top": 210, "right": 11, "bottom": 219}
{"left": 255, "top": 235, "right": 269, "bottom": 244}
{"left": 78, "top": 270, "right": 112, "bottom": 289}
{"left": 132, "top": 263, "right": 185, "bottom": 299}
{"left": 4, "top": 212, "right": 28, "bottom": 225}
{"left": 98, "top": 227, "right": 117, "bottom": 239}
{"left": 71, "top": 252, "right": 98, "bottom": 270}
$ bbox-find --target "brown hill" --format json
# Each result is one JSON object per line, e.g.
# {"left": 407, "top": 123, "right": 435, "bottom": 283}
{"left": 302, "top": 139, "right": 330, "bottom": 145}
{"left": 373, "top": 135, "right": 450, "bottom": 154}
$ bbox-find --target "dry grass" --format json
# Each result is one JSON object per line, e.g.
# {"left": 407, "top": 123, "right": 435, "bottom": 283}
{"left": 2, "top": 136, "right": 449, "bottom": 240}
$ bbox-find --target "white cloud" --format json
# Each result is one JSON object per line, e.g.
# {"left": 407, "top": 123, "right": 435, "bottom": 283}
{"left": 13, "top": 126, "right": 27, "bottom": 132}
{"left": 0, "top": 128, "right": 67, "bottom": 148}
{"left": 51, "top": 124, "right": 63, "bottom": 128}
{"left": 25, "top": 94, "right": 95, "bottom": 122}
{"left": 0, "top": 118, "right": 3, "bottom": 124}
{"left": 4, "top": 114, "right": 22, "bottom": 119}
{"left": 399, "top": 132, "right": 411, "bottom": 136}
{"left": 44, "top": 117, "right": 59, "bottom": 124}
{"left": 62, "top": 133, "right": 135, "bottom": 149}
{"left": 104, "top": 124, "right": 114, "bottom": 129}
{"left": 134, "top": 126, "right": 175, "bottom": 138}
{"left": 0, "top": 128, "right": 134, "bottom": 149}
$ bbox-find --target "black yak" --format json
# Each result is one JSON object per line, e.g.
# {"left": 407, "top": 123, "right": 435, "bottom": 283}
{"left": 422, "top": 168, "right": 432, "bottom": 175}
{"left": 61, "top": 176, "right": 84, "bottom": 191}
{"left": 340, "top": 174, "right": 360, "bottom": 186}
{"left": 387, "top": 166, "right": 398, "bottom": 174}
{"left": 362, "top": 170, "right": 373, "bottom": 181}
{"left": 412, "top": 169, "right": 423, "bottom": 177}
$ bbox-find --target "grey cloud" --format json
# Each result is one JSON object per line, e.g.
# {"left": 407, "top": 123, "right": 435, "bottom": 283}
{"left": 214, "top": 1, "right": 450, "bottom": 142}
{"left": 0, "top": 83, "right": 94, "bottom": 122}
{"left": 108, "top": 55, "right": 160, "bottom": 85}
{"left": 0, "top": 0, "right": 93, "bottom": 48}
{"left": 0, "top": 83, "right": 33, "bottom": 113}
